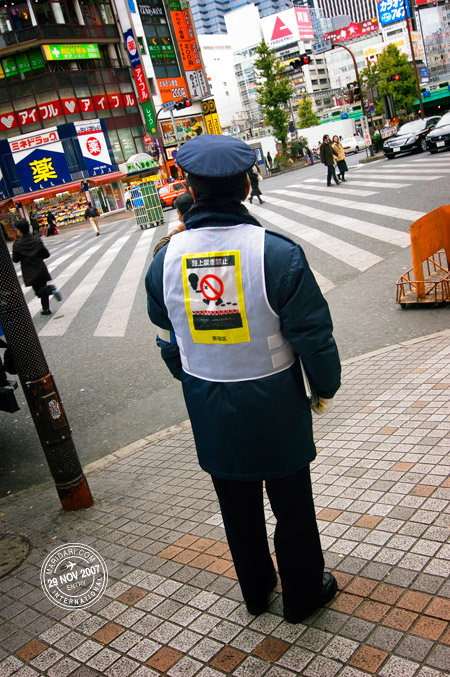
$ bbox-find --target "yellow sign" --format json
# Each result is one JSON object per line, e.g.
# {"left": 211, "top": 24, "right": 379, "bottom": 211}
{"left": 29, "top": 158, "right": 57, "bottom": 183}
{"left": 202, "top": 99, "right": 222, "bottom": 135}
{"left": 182, "top": 250, "right": 249, "bottom": 344}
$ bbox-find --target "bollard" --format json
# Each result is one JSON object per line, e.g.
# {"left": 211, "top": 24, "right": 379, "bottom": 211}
{"left": 0, "top": 228, "right": 93, "bottom": 511}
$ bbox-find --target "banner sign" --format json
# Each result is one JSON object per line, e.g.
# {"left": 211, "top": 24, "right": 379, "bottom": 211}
{"left": 157, "top": 77, "right": 188, "bottom": 103}
{"left": 161, "top": 115, "right": 205, "bottom": 145}
{"left": 123, "top": 27, "right": 157, "bottom": 134}
{"left": 0, "top": 93, "right": 137, "bottom": 133}
{"left": 201, "top": 99, "right": 222, "bottom": 136}
{"left": 377, "top": 0, "right": 410, "bottom": 27}
{"left": 324, "top": 19, "right": 379, "bottom": 43}
{"left": 261, "top": 8, "right": 314, "bottom": 48}
{"left": 43, "top": 44, "right": 101, "bottom": 61}
{"left": 74, "top": 119, "right": 114, "bottom": 176}
{"left": 295, "top": 8, "right": 314, "bottom": 40}
{"left": 8, "top": 128, "right": 72, "bottom": 193}
{"left": 169, "top": 4, "right": 206, "bottom": 100}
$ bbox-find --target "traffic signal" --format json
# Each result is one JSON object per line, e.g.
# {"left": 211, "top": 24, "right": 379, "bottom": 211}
{"left": 174, "top": 99, "right": 192, "bottom": 110}
{"left": 353, "top": 85, "right": 361, "bottom": 102}
{"left": 387, "top": 74, "right": 400, "bottom": 82}
{"left": 300, "top": 54, "right": 311, "bottom": 66}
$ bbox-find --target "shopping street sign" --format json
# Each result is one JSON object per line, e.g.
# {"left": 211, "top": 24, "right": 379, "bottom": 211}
{"left": 162, "top": 101, "right": 175, "bottom": 111}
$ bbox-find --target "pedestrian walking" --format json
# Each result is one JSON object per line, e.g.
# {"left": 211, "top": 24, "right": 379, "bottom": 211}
{"left": 319, "top": 135, "right": 341, "bottom": 186}
{"left": 305, "top": 146, "right": 314, "bottom": 166}
{"left": 30, "top": 210, "right": 40, "bottom": 236}
{"left": 247, "top": 164, "right": 264, "bottom": 204}
{"left": 124, "top": 188, "right": 132, "bottom": 211}
{"left": 332, "top": 135, "right": 348, "bottom": 182}
{"left": 266, "top": 151, "right": 273, "bottom": 170}
{"left": 12, "top": 219, "right": 61, "bottom": 316}
{"left": 84, "top": 202, "right": 100, "bottom": 236}
{"left": 146, "top": 134, "right": 341, "bottom": 623}
{"left": 46, "top": 210, "right": 57, "bottom": 236}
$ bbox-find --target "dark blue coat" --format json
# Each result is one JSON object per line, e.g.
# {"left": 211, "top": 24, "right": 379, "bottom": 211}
{"left": 145, "top": 202, "right": 341, "bottom": 481}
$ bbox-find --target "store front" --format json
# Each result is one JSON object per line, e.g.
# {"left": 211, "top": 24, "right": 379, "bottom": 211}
{"left": 86, "top": 172, "right": 126, "bottom": 214}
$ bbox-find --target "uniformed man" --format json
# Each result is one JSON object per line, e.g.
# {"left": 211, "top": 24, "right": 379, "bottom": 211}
{"left": 145, "top": 134, "right": 341, "bottom": 623}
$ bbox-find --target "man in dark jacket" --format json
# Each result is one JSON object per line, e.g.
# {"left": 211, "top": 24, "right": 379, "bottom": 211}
{"left": 319, "top": 134, "right": 341, "bottom": 186}
{"left": 12, "top": 219, "right": 61, "bottom": 316}
{"left": 145, "top": 135, "right": 341, "bottom": 624}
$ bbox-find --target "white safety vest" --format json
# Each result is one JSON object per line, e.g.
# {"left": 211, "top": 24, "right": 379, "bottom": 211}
{"left": 163, "top": 223, "right": 295, "bottom": 382}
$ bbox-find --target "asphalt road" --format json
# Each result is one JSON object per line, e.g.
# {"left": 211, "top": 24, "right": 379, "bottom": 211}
{"left": 1, "top": 151, "right": 449, "bottom": 497}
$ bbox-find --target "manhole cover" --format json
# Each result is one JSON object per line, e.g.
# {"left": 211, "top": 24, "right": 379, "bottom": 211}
{"left": 0, "top": 534, "right": 32, "bottom": 578}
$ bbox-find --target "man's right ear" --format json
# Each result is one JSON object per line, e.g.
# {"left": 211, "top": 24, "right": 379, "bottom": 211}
{"left": 188, "top": 186, "right": 198, "bottom": 202}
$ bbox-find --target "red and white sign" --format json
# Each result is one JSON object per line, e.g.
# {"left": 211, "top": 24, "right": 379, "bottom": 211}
{"left": 295, "top": 8, "right": 314, "bottom": 40}
{"left": 74, "top": 119, "right": 113, "bottom": 172}
{"left": 324, "top": 19, "right": 379, "bottom": 43}
{"left": 262, "top": 8, "right": 315, "bottom": 47}
{"left": 0, "top": 93, "right": 137, "bottom": 133}
{"left": 133, "top": 64, "right": 150, "bottom": 103}
{"left": 9, "top": 129, "right": 59, "bottom": 153}
{"left": 200, "top": 275, "right": 224, "bottom": 302}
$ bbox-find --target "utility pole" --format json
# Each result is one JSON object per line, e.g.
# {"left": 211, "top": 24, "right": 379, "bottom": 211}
{"left": 0, "top": 229, "right": 94, "bottom": 511}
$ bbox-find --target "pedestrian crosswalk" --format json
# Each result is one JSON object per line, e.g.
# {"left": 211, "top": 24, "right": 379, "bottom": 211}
{"left": 14, "top": 156, "right": 445, "bottom": 337}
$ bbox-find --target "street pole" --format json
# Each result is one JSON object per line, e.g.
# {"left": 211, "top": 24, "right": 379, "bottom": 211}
{"left": 156, "top": 106, "right": 172, "bottom": 181}
{"left": 401, "top": 0, "right": 425, "bottom": 119}
{"left": 0, "top": 229, "right": 94, "bottom": 511}
{"left": 333, "top": 43, "right": 374, "bottom": 157}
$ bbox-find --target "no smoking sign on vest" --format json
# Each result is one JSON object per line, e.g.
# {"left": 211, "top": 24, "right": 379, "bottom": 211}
{"left": 182, "top": 251, "right": 250, "bottom": 344}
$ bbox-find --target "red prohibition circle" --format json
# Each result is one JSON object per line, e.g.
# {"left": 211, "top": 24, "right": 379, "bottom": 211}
{"left": 200, "top": 274, "right": 224, "bottom": 301}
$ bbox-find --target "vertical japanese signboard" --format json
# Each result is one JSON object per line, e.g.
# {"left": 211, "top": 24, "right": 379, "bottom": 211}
{"left": 201, "top": 100, "right": 222, "bottom": 135}
{"left": 123, "top": 28, "right": 156, "bottom": 134}
{"left": 74, "top": 119, "right": 114, "bottom": 176}
{"left": 8, "top": 128, "right": 72, "bottom": 193}
{"left": 169, "top": 0, "right": 208, "bottom": 100}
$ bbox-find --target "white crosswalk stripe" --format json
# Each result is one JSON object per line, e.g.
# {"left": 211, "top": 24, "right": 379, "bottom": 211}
{"left": 378, "top": 164, "right": 450, "bottom": 173}
{"left": 304, "top": 177, "right": 411, "bottom": 189}
{"left": 94, "top": 228, "right": 157, "bottom": 337}
{"left": 260, "top": 194, "right": 410, "bottom": 248}
{"left": 39, "top": 231, "right": 136, "bottom": 336}
{"left": 273, "top": 188, "right": 425, "bottom": 222}
{"left": 249, "top": 202, "right": 381, "bottom": 272}
{"left": 287, "top": 182, "right": 377, "bottom": 197}
{"left": 353, "top": 171, "right": 442, "bottom": 181}
{"left": 410, "top": 158, "right": 450, "bottom": 164}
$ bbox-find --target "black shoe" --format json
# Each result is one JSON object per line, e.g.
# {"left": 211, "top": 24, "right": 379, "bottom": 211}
{"left": 96, "top": 231, "right": 100, "bottom": 236}
{"left": 52, "top": 288, "right": 62, "bottom": 302}
{"left": 40, "top": 309, "right": 52, "bottom": 316}
{"left": 327, "top": 183, "right": 332, "bottom": 187}
{"left": 342, "top": 178, "right": 347, "bottom": 182}
{"left": 283, "top": 573, "right": 338, "bottom": 624}
{"left": 248, "top": 199, "right": 253, "bottom": 204}
{"left": 245, "top": 570, "right": 278, "bottom": 615}
{"left": 259, "top": 200, "right": 264, "bottom": 204}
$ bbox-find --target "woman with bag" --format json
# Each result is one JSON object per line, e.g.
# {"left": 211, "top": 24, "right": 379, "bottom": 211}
{"left": 332, "top": 135, "right": 348, "bottom": 182}
{"left": 247, "top": 164, "right": 264, "bottom": 204}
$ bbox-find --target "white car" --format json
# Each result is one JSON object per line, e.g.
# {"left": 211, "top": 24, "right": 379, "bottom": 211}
{"left": 341, "top": 135, "right": 366, "bottom": 154}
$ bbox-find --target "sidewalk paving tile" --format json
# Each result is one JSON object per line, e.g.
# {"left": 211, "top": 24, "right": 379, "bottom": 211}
{"left": 1, "top": 331, "right": 450, "bottom": 675}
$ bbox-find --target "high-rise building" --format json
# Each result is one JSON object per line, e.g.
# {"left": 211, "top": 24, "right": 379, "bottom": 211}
{"left": 190, "top": 0, "right": 292, "bottom": 34}
{"left": 306, "top": 0, "right": 378, "bottom": 24}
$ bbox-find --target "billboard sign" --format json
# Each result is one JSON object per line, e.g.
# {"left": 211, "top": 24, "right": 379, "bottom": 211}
{"left": 43, "top": 44, "right": 101, "bottom": 60}
{"left": 157, "top": 77, "right": 188, "bottom": 103}
{"left": 74, "top": 119, "right": 114, "bottom": 176}
{"left": 8, "top": 128, "right": 72, "bottom": 193}
{"left": 377, "top": 0, "right": 411, "bottom": 27}
{"left": 324, "top": 19, "right": 379, "bottom": 43}
{"left": 261, "top": 8, "right": 314, "bottom": 48}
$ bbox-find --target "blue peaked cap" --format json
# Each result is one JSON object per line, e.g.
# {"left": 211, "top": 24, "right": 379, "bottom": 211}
{"left": 176, "top": 134, "right": 256, "bottom": 179}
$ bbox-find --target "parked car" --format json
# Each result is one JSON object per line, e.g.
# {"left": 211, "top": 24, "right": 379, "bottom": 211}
{"left": 341, "top": 135, "right": 366, "bottom": 154}
{"left": 383, "top": 116, "right": 441, "bottom": 159}
{"left": 158, "top": 181, "right": 187, "bottom": 208}
{"left": 426, "top": 111, "right": 450, "bottom": 153}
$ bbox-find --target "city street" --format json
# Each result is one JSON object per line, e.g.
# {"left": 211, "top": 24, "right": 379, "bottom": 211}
{"left": 1, "top": 152, "right": 449, "bottom": 496}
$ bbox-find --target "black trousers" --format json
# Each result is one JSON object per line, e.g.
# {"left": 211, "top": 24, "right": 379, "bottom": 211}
{"left": 31, "top": 273, "right": 53, "bottom": 312}
{"left": 327, "top": 165, "right": 339, "bottom": 185}
{"left": 212, "top": 465, "right": 324, "bottom": 609}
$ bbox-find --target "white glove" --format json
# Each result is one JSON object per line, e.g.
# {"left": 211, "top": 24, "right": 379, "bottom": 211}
{"left": 311, "top": 397, "right": 334, "bottom": 416}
